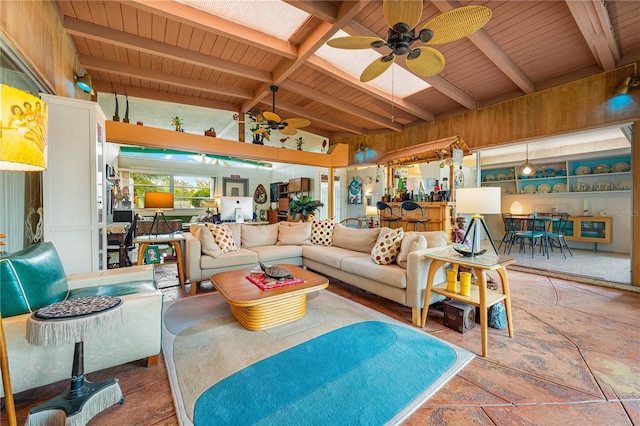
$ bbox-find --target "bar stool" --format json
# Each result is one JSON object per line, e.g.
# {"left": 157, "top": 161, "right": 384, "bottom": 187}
{"left": 400, "top": 200, "right": 429, "bottom": 231}
{"left": 376, "top": 201, "right": 400, "bottom": 228}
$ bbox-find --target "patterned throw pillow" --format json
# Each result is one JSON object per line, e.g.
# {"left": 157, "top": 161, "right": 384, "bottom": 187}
{"left": 309, "top": 215, "right": 335, "bottom": 246}
{"left": 371, "top": 228, "right": 404, "bottom": 265}
{"left": 205, "top": 223, "right": 238, "bottom": 253}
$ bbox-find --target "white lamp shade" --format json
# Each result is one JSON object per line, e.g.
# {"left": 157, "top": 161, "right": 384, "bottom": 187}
{"left": 510, "top": 201, "right": 523, "bottom": 215}
{"left": 365, "top": 205, "right": 378, "bottom": 216}
{"left": 144, "top": 192, "right": 174, "bottom": 209}
{"left": 456, "top": 187, "right": 501, "bottom": 215}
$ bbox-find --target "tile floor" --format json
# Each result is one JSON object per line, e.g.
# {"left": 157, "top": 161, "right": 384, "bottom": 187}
{"left": 2, "top": 265, "right": 639, "bottom": 425}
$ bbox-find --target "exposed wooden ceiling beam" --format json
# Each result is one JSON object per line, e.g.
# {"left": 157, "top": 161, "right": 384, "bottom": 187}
{"left": 127, "top": 0, "right": 297, "bottom": 59}
{"left": 280, "top": 80, "right": 403, "bottom": 132}
{"left": 565, "top": 0, "right": 620, "bottom": 71}
{"left": 306, "top": 55, "right": 435, "bottom": 122}
{"left": 64, "top": 17, "right": 272, "bottom": 83}
{"left": 345, "top": 21, "right": 478, "bottom": 110}
{"left": 272, "top": 99, "right": 365, "bottom": 135}
{"left": 283, "top": 0, "right": 338, "bottom": 23}
{"left": 92, "top": 81, "right": 238, "bottom": 112}
{"left": 80, "top": 55, "right": 253, "bottom": 99}
{"left": 431, "top": 0, "right": 535, "bottom": 94}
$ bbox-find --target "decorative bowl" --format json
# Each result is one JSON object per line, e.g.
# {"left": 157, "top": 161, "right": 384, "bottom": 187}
{"left": 452, "top": 244, "right": 487, "bottom": 257}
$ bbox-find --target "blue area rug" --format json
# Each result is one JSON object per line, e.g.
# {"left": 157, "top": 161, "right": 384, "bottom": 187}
{"left": 194, "top": 321, "right": 458, "bottom": 425}
{"left": 162, "top": 291, "right": 473, "bottom": 425}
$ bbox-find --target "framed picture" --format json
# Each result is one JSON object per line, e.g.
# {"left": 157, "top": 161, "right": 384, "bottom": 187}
{"left": 223, "top": 177, "right": 249, "bottom": 196}
{"left": 259, "top": 209, "right": 267, "bottom": 221}
{"left": 144, "top": 245, "right": 162, "bottom": 264}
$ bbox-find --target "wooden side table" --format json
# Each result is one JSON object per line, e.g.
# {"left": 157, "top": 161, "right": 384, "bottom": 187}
{"left": 421, "top": 248, "right": 516, "bottom": 357}
{"left": 25, "top": 296, "right": 125, "bottom": 425}
{"left": 134, "top": 234, "right": 188, "bottom": 293}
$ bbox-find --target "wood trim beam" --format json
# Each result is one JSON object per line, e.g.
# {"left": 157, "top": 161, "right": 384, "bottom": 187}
{"left": 565, "top": 0, "right": 620, "bottom": 71}
{"left": 63, "top": 17, "right": 271, "bottom": 83}
{"left": 80, "top": 55, "right": 253, "bottom": 99}
{"left": 306, "top": 55, "right": 435, "bottom": 122}
{"left": 283, "top": 0, "right": 337, "bottom": 23}
{"left": 126, "top": 0, "right": 297, "bottom": 59}
{"left": 345, "top": 21, "right": 478, "bottom": 110}
{"left": 92, "top": 81, "right": 238, "bottom": 112}
{"left": 280, "top": 80, "right": 403, "bottom": 132}
{"left": 273, "top": 99, "right": 365, "bottom": 135}
{"left": 431, "top": 0, "right": 535, "bottom": 94}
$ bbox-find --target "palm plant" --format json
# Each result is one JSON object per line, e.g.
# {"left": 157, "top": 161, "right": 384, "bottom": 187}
{"left": 287, "top": 195, "right": 323, "bottom": 221}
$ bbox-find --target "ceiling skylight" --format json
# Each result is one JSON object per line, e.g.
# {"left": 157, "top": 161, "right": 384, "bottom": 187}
{"left": 178, "top": 0, "right": 310, "bottom": 41}
{"left": 317, "top": 31, "right": 431, "bottom": 98}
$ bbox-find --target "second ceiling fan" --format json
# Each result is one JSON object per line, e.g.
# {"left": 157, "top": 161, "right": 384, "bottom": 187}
{"left": 327, "top": 0, "right": 492, "bottom": 82}
{"left": 253, "top": 85, "right": 311, "bottom": 136}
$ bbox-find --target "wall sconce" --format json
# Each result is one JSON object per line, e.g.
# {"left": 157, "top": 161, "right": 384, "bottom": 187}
{"left": 74, "top": 73, "right": 94, "bottom": 95}
{"left": 615, "top": 75, "right": 640, "bottom": 95}
{"left": 356, "top": 142, "right": 369, "bottom": 153}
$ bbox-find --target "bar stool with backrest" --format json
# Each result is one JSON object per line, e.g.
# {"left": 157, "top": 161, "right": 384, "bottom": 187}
{"left": 547, "top": 213, "right": 573, "bottom": 258}
{"left": 400, "top": 200, "right": 429, "bottom": 231}
{"left": 376, "top": 201, "right": 400, "bottom": 228}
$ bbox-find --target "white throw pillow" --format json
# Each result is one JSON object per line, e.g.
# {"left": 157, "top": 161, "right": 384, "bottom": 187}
{"left": 241, "top": 223, "right": 279, "bottom": 248}
{"left": 396, "top": 233, "right": 427, "bottom": 269}
{"left": 309, "top": 215, "right": 335, "bottom": 246}
{"left": 277, "top": 222, "right": 312, "bottom": 245}
{"left": 191, "top": 224, "right": 222, "bottom": 258}
{"left": 371, "top": 228, "right": 404, "bottom": 265}
{"left": 205, "top": 223, "right": 238, "bottom": 253}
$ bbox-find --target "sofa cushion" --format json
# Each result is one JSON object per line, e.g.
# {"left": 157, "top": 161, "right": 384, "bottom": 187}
{"left": 191, "top": 224, "right": 222, "bottom": 258}
{"left": 396, "top": 233, "right": 428, "bottom": 269}
{"left": 241, "top": 223, "right": 279, "bottom": 248}
{"left": 227, "top": 223, "right": 243, "bottom": 247}
{"left": 310, "top": 216, "right": 335, "bottom": 246}
{"left": 277, "top": 222, "right": 312, "bottom": 246}
{"left": 371, "top": 228, "right": 404, "bottom": 265}
{"left": 1, "top": 242, "right": 69, "bottom": 317}
{"left": 331, "top": 224, "right": 380, "bottom": 253}
{"left": 200, "top": 248, "right": 259, "bottom": 269}
{"left": 302, "top": 245, "right": 369, "bottom": 269}
{"left": 341, "top": 257, "right": 407, "bottom": 289}
{"left": 205, "top": 223, "right": 238, "bottom": 253}
{"left": 249, "top": 245, "right": 303, "bottom": 263}
{"left": 68, "top": 280, "right": 158, "bottom": 299}
{"left": 413, "top": 231, "right": 449, "bottom": 248}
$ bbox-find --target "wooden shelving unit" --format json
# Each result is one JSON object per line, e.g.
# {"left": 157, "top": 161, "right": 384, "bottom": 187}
{"left": 275, "top": 178, "right": 311, "bottom": 222}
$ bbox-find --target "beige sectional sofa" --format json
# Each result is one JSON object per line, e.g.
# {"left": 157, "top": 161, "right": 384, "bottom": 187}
{"left": 184, "top": 221, "right": 448, "bottom": 326}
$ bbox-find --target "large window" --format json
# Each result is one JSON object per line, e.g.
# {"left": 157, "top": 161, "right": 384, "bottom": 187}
{"left": 131, "top": 173, "right": 215, "bottom": 208}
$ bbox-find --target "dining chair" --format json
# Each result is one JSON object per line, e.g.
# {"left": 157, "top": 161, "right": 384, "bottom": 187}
{"left": 376, "top": 201, "right": 400, "bottom": 228}
{"left": 107, "top": 214, "right": 138, "bottom": 268}
{"left": 507, "top": 217, "right": 545, "bottom": 258}
{"left": 400, "top": 200, "right": 429, "bottom": 231}
{"left": 547, "top": 213, "right": 573, "bottom": 258}
{"left": 339, "top": 218, "right": 365, "bottom": 229}
{"left": 498, "top": 213, "right": 515, "bottom": 253}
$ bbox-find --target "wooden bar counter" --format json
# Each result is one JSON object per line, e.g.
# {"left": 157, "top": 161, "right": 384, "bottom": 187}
{"left": 385, "top": 202, "right": 454, "bottom": 240}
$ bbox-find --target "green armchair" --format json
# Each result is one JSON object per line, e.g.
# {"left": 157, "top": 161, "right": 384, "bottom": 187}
{"left": 0, "top": 242, "right": 163, "bottom": 397}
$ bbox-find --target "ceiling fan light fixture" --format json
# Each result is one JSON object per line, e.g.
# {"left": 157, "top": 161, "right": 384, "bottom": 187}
{"left": 419, "top": 28, "right": 433, "bottom": 43}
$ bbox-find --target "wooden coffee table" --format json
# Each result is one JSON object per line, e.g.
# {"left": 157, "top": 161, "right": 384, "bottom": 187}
{"left": 211, "top": 265, "right": 328, "bottom": 331}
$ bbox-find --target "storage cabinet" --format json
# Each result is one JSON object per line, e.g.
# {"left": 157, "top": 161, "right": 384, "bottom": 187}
{"left": 41, "top": 95, "right": 107, "bottom": 274}
{"left": 275, "top": 178, "right": 311, "bottom": 222}
{"left": 563, "top": 216, "right": 613, "bottom": 246}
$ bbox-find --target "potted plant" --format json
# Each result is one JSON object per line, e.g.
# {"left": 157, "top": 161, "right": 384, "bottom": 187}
{"left": 287, "top": 195, "right": 324, "bottom": 221}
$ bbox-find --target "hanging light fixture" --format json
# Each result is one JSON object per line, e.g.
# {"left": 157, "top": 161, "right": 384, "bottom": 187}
{"left": 516, "top": 144, "right": 538, "bottom": 176}
{"left": 615, "top": 75, "right": 640, "bottom": 95}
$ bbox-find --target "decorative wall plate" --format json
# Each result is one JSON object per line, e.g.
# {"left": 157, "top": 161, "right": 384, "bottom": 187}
{"left": 593, "top": 164, "right": 610, "bottom": 174}
{"left": 485, "top": 174, "right": 495, "bottom": 182}
{"left": 253, "top": 184, "right": 267, "bottom": 204}
{"left": 575, "top": 165, "right": 591, "bottom": 175}
{"left": 618, "top": 179, "right": 631, "bottom": 190}
{"left": 523, "top": 184, "right": 536, "bottom": 194}
{"left": 496, "top": 173, "right": 507, "bottom": 181}
{"left": 611, "top": 162, "right": 630, "bottom": 173}
{"left": 537, "top": 183, "right": 551, "bottom": 193}
{"left": 552, "top": 183, "right": 567, "bottom": 193}
{"left": 593, "top": 180, "right": 612, "bottom": 191}
{"left": 572, "top": 182, "right": 588, "bottom": 192}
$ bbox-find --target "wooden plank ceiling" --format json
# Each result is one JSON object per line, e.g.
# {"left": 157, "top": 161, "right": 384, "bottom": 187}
{"left": 58, "top": 0, "right": 640, "bottom": 139}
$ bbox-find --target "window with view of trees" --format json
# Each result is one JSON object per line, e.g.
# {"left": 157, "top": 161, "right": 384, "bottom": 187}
{"left": 132, "top": 173, "right": 215, "bottom": 208}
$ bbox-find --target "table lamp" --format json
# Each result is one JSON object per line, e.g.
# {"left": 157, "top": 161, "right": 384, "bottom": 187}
{"left": 455, "top": 187, "right": 501, "bottom": 256}
{"left": 365, "top": 205, "right": 378, "bottom": 228}
{"left": 144, "top": 192, "right": 174, "bottom": 236}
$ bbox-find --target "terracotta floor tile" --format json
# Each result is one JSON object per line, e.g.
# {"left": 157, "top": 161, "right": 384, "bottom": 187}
{"left": 425, "top": 375, "right": 508, "bottom": 405}
{"left": 622, "top": 400, "right": 640, "bottom": 424}
{"left": 582, "top": 350, "right": 640, "bottom": 400}
{"left": 483, "top": 401, "right": 631, "bottom": 426}
{"left": 404, "top": 405, "right": 496, "bottom": 425}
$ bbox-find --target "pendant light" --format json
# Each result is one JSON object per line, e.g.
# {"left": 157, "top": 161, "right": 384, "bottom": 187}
{"left": 517, "top": 144, "right": 538, "bottom": 176}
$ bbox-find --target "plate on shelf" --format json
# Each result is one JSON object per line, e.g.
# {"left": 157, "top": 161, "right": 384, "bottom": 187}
{"left": 523, "top": 184, "right": 536, "bottom": 194}
{"left": 507, "top": 171, "right": 515, "bottom": 180}
{"left": 611, "top": 162, "right": 630, "bottom": 173}
{"left": 552, "top": 183, "right": 567, "bottom": 193}
{"left": 572, "top": 182, "right": 589, "bottom": 192}
{"left": 593, "top": 180, "right": 612, "bottom": 191}
{"left": 575, "top": 165, "right": 591, "bottom": 175}
{"left": 537, "top": 183, "right": 551, "bottom": 193}
{"left": 618, "top": 179, "right": 631, "bottom": 190}
{"left": 496, "top": 173, "right": 507, "bottom": 181}
{"left": 485, "top": 174, "right": 495, "bottom": 182}
{"left": 593, "top": 164, "right": 610, "bottom": 174}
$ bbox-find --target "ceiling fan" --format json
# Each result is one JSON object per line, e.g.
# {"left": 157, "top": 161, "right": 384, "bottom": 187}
{"left": 327, "top": 0, "right": 492, "bottom": 82}
{"left": 251, "top": 85, "right": 311, "bottom": 136}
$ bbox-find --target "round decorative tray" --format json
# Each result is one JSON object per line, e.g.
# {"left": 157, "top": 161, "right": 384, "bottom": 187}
{"left": 618, "top": 179, "right": 631, "bottom": 190}
{"left": 593, "top": 164, "right": 610, "bottom": 174}
{"left": 552, "top": 183, "right": 567, "bottom": 193}
{"left": 611, "top": 162, "right": 630, "bottom": 173}
{"left": 538, "top": 183, "right": 551, "bottom": 193}
{"left": 572, "top": 182, "right": 589, "bottom": 192}
{"left": 575, "top": 165, "right": 591, "bottom": 175}
{"left": 523, "top": 184, "right": 536, "bottom": 194}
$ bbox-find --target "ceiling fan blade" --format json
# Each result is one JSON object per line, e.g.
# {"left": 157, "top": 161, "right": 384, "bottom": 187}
{"left": 360, "top": 56, "right": 395, "bottom": 82}
{"left": 253, "top": 127, "right": 269, "bottom": 135}
{"left": 406, "top": 47, "right": 445, "bottom": 76}
{"left": 284, "top": 118, "right": 311, "bottom": 129}
{"left": 279, "top": 126, "right": 298, "bottom": 136}
{"left": 263, "top": 111, "right": 281, "bottom": 123}
{"left": 327, "top": 36, "right": 385, "bottom": 49}
{"left": 383, "top": 0, "right": 423, "bottom": 31}
{"left": 421, "top": 5, "right": 492, "bottom": 45}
